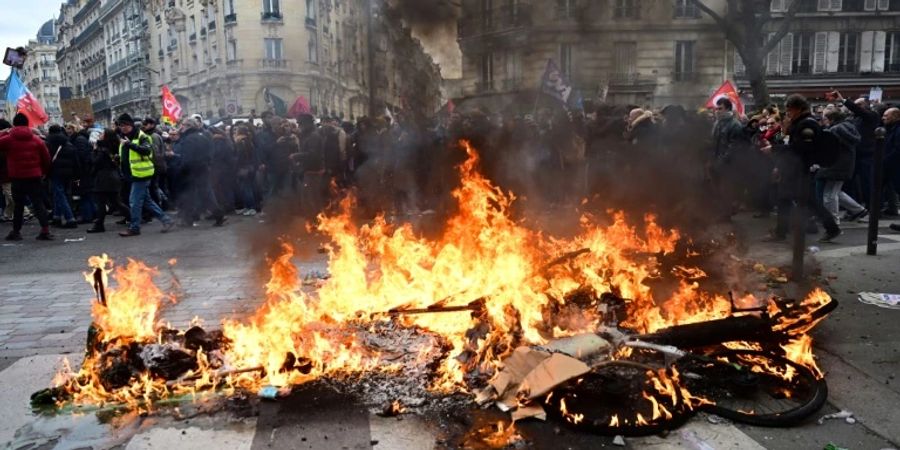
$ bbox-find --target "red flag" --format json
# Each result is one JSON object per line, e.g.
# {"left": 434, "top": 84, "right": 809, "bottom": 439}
{"left": 706, "top": 81, "right": 744, "bottom": 116}
{"left": 161, "top": 86, "right": 182, "bottom": 125}
{"left": 288, "top": 96, "right": 311, "bottom": 118}
{"left": 446, "top": 99, "right": 455, "bottom": 114}
{"left": 16, "top": 92, "right": 49, "bottom": 127}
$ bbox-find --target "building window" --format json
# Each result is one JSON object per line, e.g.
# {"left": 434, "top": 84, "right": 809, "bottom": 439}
{"left": 560, "top": 43, "right": 573, "bottom": 77}
{"left": 308, "top": 34, "right": 318, "bottom": 63}
{"left": 817, "top": 0, "right": 844, "bottom": 11}
{"left": 480, "top": 52, "right": 494, "bottom": 90}
{"left": 265, "top": 38, "right": 283, "bottom": 60}
{"left": 792, "top": 32, "right": 814, "bottom": 74}
{"left": 674, "top": 40, "right": 695, "bottom": 80}
{"left": 613, "top": 41, "right": 637, "bottom": 81}
{"left": 838, "top": 32, "right": 859, "bottom": 72}
{"left": 504, "top": 51, "right": 522, "bottom": 83}
{"left": 225, "top": 0, "right": 236, "bottom": 15}
{"left": 227, "top": 40, "right": 237, "bottom": 61}
{"left": 884, "top": 31, "right": 900, "bottom": 71}
{"left": 557, "top": 0, "right": 576, "bottom": 18}
{"left": 674, "top": 0, "right": 700, "bottom": 18}
{"left": 614, "top": 0, "right": 638, "bottom": 18}
{"left": 263, "top": 0, "right": 281, "bottom": 18}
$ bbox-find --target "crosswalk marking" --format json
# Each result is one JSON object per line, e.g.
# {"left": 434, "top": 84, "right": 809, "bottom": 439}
{"left": 126, "top": 423, "right": 257, "bottom": 450}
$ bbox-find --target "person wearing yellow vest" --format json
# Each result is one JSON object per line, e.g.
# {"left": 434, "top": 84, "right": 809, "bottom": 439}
{"left": 116, "top": 113, "right": 174, "bottom": 237}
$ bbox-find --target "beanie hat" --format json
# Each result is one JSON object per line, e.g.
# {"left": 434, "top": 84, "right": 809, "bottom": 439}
{"left": 117, "top": 113, "right": 134, "bottom": 126}
{"left": 12, "top": 113, "right": 28, "bottom": 127}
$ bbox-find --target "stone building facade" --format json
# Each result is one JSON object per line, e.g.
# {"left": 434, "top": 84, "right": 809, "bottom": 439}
{"left": 740, "top": 0, "right": 900, "bottom": 101}
{"left": 23, "top": 20, "right": 64, "bottom": 125}
{"left": 457, "top": 0, "right": 733, "bottom": 109}
{"left": 144, "top": 0, "right": 441, "bottom": 121}
{"left": 56, "top": 0, "right": 112, "bottom": 121}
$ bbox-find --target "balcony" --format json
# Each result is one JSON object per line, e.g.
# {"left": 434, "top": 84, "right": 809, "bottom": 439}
{"left": 261, "top": 11, "right": 283, "bottom": 22}
{"left": 225, "top": 59, "right": 243, "bottom": 75}
{"left": 609, "top": 72, "right": 657, "bottom": 86}
{"left": 258, "top": 58, "right": 290, "bottom": 71}
{"left": 109, "top": 90, "right": 144, "bottom": 107}
{"left": 224, "top": 13, "right": 237, "bottom": 25}
{"left": 91, "top": 98, "right": 109, "bottom": 112}
{"left": 458, "top": 5, "right": 531, "bottom": 38}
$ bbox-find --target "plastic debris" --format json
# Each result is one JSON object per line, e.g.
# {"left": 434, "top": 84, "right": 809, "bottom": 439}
{"left": 858, "top": 292, "right": 900, "bottom": 310}
{"left": 824, "top": 444, "right": 849, "bottom": 450}
{"left": 257, "top": 385, "right": 290, "bottom": 399}
{"left": 706, "top": 413, "right": 728, "bottom": 424}
{"left": 807, "top": 246, "right": 820, "bottom": 253}
{"left": 817, "top": 410, "right": 855, "bottom": 425}
{"left": 64, "top": 237, "right": 86, "bottom": 242}
{"left": 612, "top": 435, "right": 626, "bottom": 446}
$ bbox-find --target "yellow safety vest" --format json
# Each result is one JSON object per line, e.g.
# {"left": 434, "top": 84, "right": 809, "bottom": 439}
{"left": 121, "top": 131, "right": 155, "bottom": 179}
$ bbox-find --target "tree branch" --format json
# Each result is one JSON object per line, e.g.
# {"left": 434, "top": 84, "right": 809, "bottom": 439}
{"left": 763, "top": 0, "right": 804, "bottom": 54}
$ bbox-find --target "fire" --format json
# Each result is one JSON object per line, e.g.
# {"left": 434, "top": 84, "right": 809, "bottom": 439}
{"left": 782, "top": 335, "right": 823, "bottom": 379}
{"left": 49, "top": 140, "right": 833, "bottom": 420}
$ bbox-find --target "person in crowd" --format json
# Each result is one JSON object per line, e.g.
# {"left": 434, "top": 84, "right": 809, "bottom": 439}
{"left": 177, "top": 118, "right": 225, "bottom": 227}
{"left": 209, "top": 126, "right": 237, "bottom": 213}
{"left": 709, "top": 98, "right": 748, "bottom": 219}
{"left": 0, "top": 113, "right": 53, "bottom": 240}
{"left": 46, "top": 125, "right": 80, "bottom": 228}
{"left": 88, "top": 128, "right": 130, "bottom": 233}
{"left": 768, "top": 95, "right": 842, "bottom": 242}
{"left": 832, "top": 91, "right": 880, "bottom": 208}
{"left": 69, "top": 122, "right": 95, "bottom": 223}
{"left": 817, "top": 109, "right": 866, "bottom": 224}
{"left": 0, "top": 119, "right": 14, "bottom": 222}
{"left": 117, "top": 113, "right": 174, "bottom": 237}
{"left": 233, "top": 124, "right": 260, "bottom": 216}
{"left": 142, "top": 118, "right": 169, "bottom": 210}
{"left": 883, "top": 108, "right": 900, "bottom": 232}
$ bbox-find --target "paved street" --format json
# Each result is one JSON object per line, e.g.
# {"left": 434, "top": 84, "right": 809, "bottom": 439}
{"left": 2, "top": 212, "right": 900, "bottom": 449}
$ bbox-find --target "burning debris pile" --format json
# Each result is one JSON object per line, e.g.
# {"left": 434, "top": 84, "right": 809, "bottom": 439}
{"left": 33, "top": 141, "right": 836, "bottom": 441}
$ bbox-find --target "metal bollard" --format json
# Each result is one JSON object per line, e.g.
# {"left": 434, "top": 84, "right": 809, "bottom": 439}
{"left": 792, "top": 128, "right": 816, "bottom": 279}
{"left": 867, "top": 127, "right": 887, "bottom": 255}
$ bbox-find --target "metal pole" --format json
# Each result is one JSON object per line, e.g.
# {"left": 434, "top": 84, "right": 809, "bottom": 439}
{"left": 792, "top": 127, "right": 816, "bottom": 279}
{"left": 867, "top": 127, "right": 887, "bottom": 255}
{"left": 366, "top": 0, "right": 377, "bottom": 117}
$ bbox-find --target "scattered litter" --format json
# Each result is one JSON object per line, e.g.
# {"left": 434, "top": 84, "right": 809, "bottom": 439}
{"left": 64, "top": 237, "right": 86, "bottom": 242}
{"left": 376, "top": 400, "right": 406, "bottom": 417}
{"left": 858, "top": 292, "right": 900, "bottom": 310}
{"left": 2, "top": 243, "right": 22, "bottom": 247}
{"left": 817, "top": 410, "right": 855, "bottom": 425}
{"left": 612, "top": 435, "right": 626, "bottom": 446}
{"left": 705, "top": 413, "right": 728, "bottom": 424}
{"left": 824, "top": 444, "right": 849, "bottom": 450}
{"left": 807, "top": 246, "right": 820, "bottom": 253}
{"left": 753, "top": 263, "right": 766, "bottom": 273}
{"left": 257, "top": 385, "right": 290, "bottom": 399}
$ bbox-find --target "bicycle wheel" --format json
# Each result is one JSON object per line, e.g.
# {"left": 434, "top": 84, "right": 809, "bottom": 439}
{"left": 543, "top": 361, "right": 693, "bottom": 436}
{"left": 676, "top": 350, "right": 827, "bottom": 427}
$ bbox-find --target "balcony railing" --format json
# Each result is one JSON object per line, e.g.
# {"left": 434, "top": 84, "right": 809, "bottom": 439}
{"left": 458, "top": 5, "right": 532, "bottom": 38}
{"left": 109, "top": 90, "right": 144, "bottom": 106}
{"left": 92, "top": 98, "right": 109, "bottom": 112}
{"left": 225, "top": 59, "right": 243, "bottom": 74}
{"left": 261, "top": 11, "right": 283, "bottom": 22}
{"left": 259, "top": 59, "right": 290, "bottom": 71}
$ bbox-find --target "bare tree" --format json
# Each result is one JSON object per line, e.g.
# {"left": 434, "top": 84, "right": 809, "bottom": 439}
{"left": 688, "top": 0, "right": 802, "bottom": 108}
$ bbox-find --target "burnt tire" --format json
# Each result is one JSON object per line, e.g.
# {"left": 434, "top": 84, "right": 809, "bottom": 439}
{"left": 543, "top": 361, "right": 693, "bottom": 436}
{"left": 677, "top": 350, "right": 828, "bottom": 427}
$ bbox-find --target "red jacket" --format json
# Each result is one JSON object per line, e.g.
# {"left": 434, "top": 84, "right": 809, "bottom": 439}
{"left": 0, "top": 127, "right": 52, "bottom": 180}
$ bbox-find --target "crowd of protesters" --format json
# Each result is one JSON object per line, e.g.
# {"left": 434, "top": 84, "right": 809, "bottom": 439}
{"left": 1, "top": 90, "right": 899, "bottom": 243}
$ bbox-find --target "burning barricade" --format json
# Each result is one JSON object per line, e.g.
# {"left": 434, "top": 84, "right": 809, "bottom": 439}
{"left": 31, "top": 141, "right": 836, "bottom": 442}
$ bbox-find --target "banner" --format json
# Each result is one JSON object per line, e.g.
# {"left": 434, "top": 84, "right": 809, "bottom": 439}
{"left": 5, "top": 70, "right": 48, "bottom": 126}
{"left": 705, "top": 80, "right": 744, "bottom": 116}
{"left": 264, "top": 88, "right": 287, "bottom": 116}
{"left": 161, "top": 85, "right": 182, "bottom": 125}
{"left": 540, "top": 59, "right": 573, "bottom": 104}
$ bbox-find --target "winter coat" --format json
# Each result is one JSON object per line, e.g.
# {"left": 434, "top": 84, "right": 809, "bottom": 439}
{"left": 210, "top": 134, "right": 237, "bottom": 178}
{"left": 47, "top": 133, "right": 81, "bottom": 180}
{"left": 885, "top": 123, "right": 900, "bottom": 164}
{"left": 178, "top": 127, "right": 213, "bottom": 173}
{"left": 71, "top": 131, "right": 93, "bottom": 187}
{"left": 91, "top": 143, "right": 122, "bottom": 193}
{"left": 844, "top": 99, "right": 880, "bottom": 157}
{"left": 817, "top": 120, "right": 860, "bottom": 181}
{"left": 0, "top": 126, "right": 51, "bottom": 179}
{"left": 712, "top": 113, "right": 745, "bottom": 161}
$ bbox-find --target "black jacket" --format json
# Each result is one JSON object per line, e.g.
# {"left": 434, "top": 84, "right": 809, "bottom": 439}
{"left": 178, "top": 127, "right": 213, "bottom": 173}
{"left": 817, "top": 120, "right": 860, "bottom": 181}
{"left": 71, "top": 130, "right": 93, "bottom": 185}
{"left": 844, "top": 99, "right": 881, "bottom": 157}
{"left": 47, "top": 133, "right": 81, "bottom": 180}
{"left": 91, "top": 142, "right": 121, "bottom": 193}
